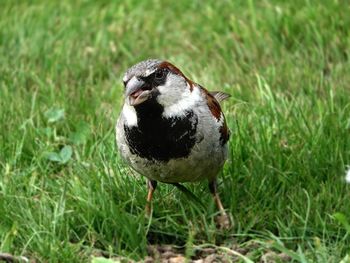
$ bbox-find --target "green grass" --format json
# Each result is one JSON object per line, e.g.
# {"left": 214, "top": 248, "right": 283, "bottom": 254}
{"left": 1, "top": 0, "right": 350, "bottom": 262}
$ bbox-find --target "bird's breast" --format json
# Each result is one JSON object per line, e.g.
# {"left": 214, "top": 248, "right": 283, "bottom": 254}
{"left": 124, "top": 110, "right": 198, "bottom": 162}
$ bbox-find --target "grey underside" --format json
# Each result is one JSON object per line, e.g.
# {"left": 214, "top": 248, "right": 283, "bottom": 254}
{"left": 116, "top": 97, "right": 228, "bottom": 183}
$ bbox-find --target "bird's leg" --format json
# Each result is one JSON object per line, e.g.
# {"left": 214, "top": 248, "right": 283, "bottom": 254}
{"left": 145, "top": 180, "right": 157, "bottom": 216}
{"left": 208, "top": 179, "right": 231, "bottom": 229}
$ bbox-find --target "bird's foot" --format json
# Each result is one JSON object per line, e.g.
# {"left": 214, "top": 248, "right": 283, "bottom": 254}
{"left": 215, "top": 213, "right": 232, "bottom": 230}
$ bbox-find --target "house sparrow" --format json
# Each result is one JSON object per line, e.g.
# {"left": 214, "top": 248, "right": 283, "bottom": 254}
{"left": 116, "top": 59, "right": 231, "bottom": 228}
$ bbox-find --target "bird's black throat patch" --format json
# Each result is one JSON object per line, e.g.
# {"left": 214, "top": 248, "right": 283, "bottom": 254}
{"left": 124, "top": 100, "right": 198, "bottom": 162}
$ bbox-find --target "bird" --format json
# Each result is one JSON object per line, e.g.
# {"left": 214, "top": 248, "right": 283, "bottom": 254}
{"left": 116, "top": 59, "right": 231, "bottom": 228}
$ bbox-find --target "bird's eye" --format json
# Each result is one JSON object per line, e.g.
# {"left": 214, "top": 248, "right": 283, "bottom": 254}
{"left": 154, "top": 69, "right": 166, "bottom": 80}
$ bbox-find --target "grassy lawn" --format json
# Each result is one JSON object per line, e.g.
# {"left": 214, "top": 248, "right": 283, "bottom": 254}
{"left": 1, "top": 0, "right": 350, "bottom": 262}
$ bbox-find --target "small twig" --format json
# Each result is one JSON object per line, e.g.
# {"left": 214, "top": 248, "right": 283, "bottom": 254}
{"left": 0, "top": 252, "right": 29, "bottom": 262}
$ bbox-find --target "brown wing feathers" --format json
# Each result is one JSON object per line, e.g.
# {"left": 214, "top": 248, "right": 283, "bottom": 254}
{"left": 202, "top": 88, "right": 230, "bottom": 145}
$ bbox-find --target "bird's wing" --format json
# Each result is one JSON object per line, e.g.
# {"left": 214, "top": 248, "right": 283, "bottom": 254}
{"left": 209, "top": 91, "right": 231, "bottom": 103}
{"left": 200, "top": 87, "right": 231, "bottom": 145}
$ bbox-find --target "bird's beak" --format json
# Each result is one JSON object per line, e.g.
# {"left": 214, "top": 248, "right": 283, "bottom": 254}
{"left": 125, "top": 77, "right": 152, "bottom": 106}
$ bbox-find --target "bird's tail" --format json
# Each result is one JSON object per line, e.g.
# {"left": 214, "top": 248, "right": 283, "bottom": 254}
{"left": 171, "top": 183, "right": 206, "bottom": 210}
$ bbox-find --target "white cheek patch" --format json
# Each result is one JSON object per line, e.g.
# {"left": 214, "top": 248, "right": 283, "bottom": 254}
{"left": 162, "top": 85, "right": 202, "bottom": 118}
{"left": 157, "top": 85, "right": 176, "bottom": 109}
{"left": 122, "top": 104, "right": 137, "bottom": 126}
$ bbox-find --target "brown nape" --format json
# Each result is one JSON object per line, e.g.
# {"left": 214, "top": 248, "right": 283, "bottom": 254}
{"left": 158, "top": 61, "right": 194, "bottom": 91}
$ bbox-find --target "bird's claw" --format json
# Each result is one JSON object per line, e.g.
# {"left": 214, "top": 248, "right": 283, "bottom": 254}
{"left": 215, "top": 213, "right": 232, "bottom": 230}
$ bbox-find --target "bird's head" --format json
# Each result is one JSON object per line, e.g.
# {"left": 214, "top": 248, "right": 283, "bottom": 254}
{"left": 122, "top": 59, "right": 194, "bottom": 108}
